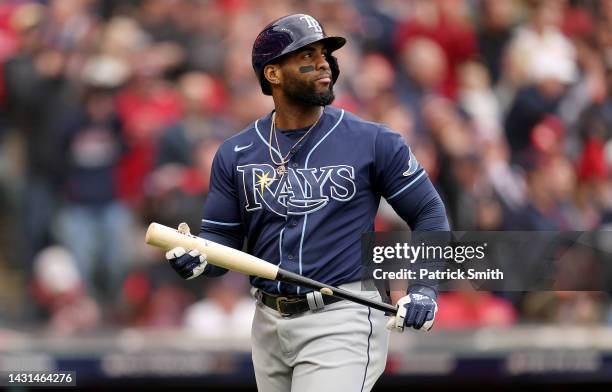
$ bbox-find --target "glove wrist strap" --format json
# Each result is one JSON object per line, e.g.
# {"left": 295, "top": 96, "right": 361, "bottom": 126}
{"left": 408, "top": 284, "right": 437, "bottom": 300}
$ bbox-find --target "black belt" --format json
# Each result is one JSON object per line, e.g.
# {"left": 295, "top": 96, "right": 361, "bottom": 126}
{"left": 256, "top": 290, "right": 343, "bottom": 316}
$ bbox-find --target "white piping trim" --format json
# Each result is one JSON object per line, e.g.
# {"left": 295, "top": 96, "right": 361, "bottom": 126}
{"left": 297, "top": 109, "right": 345, "bottom": 294}
{"left": 277, "top": 227, "right": 285, "bottom": 293}
{"left": 254, "top": 119, "right": 282, "bottom": 159}
{"left": 386, "top": 171, "right": 426, "bottom": 201}
{"left": 201, "top": 219, "right": 241, "bottom": 226}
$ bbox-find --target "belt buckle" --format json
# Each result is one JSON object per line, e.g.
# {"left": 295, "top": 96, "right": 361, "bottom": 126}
{"left": 276, "top": 296, "right": 305, "bottom": 317}
{"left": 275, "top": 296, "right": 291, "bottom": 316}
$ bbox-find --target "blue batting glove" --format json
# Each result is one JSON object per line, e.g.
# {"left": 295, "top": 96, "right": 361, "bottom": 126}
{"left": 387, "top": 284, "right": 438, "bottom": 332}
{"left": 165, "top": 247, "right": 208, "bottom": 280}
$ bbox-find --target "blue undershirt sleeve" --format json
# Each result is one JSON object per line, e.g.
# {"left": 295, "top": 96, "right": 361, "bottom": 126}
{"left": 388, "top": 177, "right": 450, "bottom": 231}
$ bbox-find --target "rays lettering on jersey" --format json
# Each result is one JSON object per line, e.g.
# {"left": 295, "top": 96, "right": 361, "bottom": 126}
{"left": 236, "top": 164, "right": 356, "bottom": 216}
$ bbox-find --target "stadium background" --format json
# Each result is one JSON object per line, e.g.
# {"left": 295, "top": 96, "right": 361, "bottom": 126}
{"left": 0, "top": 0, "right": 611, "bottom": 389}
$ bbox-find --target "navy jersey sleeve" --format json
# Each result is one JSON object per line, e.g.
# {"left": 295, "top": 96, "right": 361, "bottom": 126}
{"left": 374, "top": 127, "right": 449, "bottom": 231}
{"left": 198, "top": 145, "right": 245, "bottom": 277}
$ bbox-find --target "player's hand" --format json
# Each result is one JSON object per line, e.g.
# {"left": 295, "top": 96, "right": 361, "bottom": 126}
{"left": 386, "top": 284, "right": 438, "bottom": 332}
{"left": 165, "top": 247, "right": 208, "bottom": 280}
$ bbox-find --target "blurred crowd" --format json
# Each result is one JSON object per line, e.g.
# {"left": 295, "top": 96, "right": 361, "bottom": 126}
{"left": 0, "top": 0, "right": 611, "bottom": 335}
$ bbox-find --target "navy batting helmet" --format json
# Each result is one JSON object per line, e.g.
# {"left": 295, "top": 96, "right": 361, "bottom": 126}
{"left": 252, "top": 14, "right": 346, "bottom": 95}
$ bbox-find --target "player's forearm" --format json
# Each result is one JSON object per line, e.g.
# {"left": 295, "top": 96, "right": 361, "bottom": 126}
{"left": 410, "top": 191, "right": 449, "bottom": 231}
{"left": 197, "top": 224, "right": 245, "bottom": 277}
{"left": 390, "top": 177, "right": 450, "bottom": 231}
{"left": 389, "top": 178, "right": 449, "bottom": 297}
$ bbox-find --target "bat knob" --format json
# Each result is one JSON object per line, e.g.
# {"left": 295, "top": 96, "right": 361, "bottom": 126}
{"left": 177, "top": 222, "right": 191, "bottom": 235}
{"left": 320, "top": 287, "right": 333, "bottom": 296}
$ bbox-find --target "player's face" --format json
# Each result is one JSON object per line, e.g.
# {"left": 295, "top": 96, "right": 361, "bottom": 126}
{"left": 280, "top": 42, "right": 335, "bottom": 106}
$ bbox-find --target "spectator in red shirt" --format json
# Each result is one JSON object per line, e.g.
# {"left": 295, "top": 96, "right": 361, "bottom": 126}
{"left": 394, "top": 0, "right": 478, "bottom": 99}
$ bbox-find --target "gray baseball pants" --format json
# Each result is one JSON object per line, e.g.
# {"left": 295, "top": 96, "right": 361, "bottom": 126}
{"left": 251, "top": 282, "right": 390, "bottom": 392}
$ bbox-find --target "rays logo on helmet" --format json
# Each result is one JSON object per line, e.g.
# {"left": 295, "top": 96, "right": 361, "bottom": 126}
{"left": 300, "top": 15, "right": 322, "bottom": 32}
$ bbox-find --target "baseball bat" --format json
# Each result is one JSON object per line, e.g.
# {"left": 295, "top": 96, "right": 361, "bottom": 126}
{"left": 145, "top": 222, "right": 397, "bottom": 315}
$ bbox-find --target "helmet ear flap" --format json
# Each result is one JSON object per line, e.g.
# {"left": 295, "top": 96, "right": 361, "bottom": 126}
{"left": 328, "top": 54, "right": 340, "bottom": 85}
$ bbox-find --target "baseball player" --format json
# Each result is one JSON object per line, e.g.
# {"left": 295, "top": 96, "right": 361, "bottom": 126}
{"left": 165, "top": 14, "right": 449, "bottom": 391}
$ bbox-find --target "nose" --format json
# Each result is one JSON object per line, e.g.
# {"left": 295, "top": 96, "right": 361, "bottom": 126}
{"left": 315, "top": 53, "right": 330, "bottom": 71}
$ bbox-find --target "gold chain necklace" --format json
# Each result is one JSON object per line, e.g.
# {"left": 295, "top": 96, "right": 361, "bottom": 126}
{"left": 268, "top": 110, "right": 322, "bottom": 176}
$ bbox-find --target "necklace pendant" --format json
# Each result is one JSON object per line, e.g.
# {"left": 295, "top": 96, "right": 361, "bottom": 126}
{"left": 276, "top": 165, "right": 287, "bottom": 176}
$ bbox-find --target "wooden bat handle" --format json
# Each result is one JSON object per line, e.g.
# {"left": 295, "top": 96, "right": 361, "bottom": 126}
{"left": 145, "top": 222, "right": 279, "bottom": 280}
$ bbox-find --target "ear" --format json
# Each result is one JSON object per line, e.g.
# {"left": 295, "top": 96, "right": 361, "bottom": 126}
{"left": 264, "top": 64, "right": 281, "bottom": 87}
